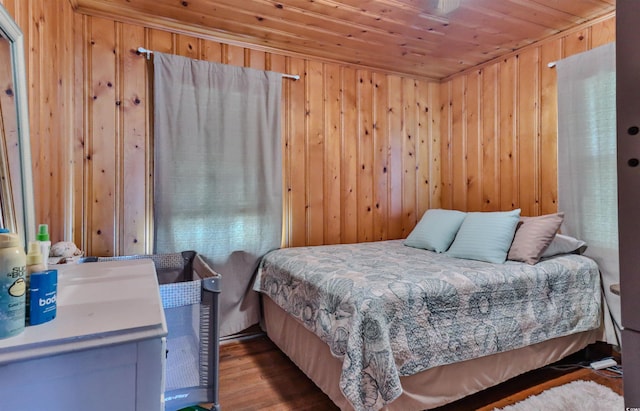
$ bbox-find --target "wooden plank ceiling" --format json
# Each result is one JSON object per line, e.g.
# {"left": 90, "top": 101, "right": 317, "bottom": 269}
{"left": 69, "top": 0, "right": 615, "bottom": 79}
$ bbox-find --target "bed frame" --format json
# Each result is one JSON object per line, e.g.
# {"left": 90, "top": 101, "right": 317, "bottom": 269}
{"left": 262, "top": 296, "right": 601, "bottom": 411}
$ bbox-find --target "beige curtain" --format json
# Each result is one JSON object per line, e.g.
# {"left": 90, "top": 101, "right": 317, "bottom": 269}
{"left": 556, "top": 42, "right": 620, "bottom": 347}
{"left": 153, "top": 52, "right": 282, "bottom": 337}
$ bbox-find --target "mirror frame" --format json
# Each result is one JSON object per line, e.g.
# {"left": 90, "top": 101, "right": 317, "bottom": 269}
{"left": 0, "top": 4, "right": 36, "bottom": 251}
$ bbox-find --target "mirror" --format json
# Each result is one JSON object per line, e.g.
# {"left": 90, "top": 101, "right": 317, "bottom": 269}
{"left": 0, "top": 4, "right": 35, "bottom": 251}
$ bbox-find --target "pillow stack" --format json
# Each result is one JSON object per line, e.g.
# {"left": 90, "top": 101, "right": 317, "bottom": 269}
{"left": 405, "top": 209, "right": 586, "bottom": 265}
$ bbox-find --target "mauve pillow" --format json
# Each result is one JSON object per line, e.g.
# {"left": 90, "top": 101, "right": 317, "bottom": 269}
{"left": 507, "top": 212, "right": 564, "bottom": 264}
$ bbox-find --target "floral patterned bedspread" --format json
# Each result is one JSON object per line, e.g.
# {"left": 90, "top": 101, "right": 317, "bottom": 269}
{"left": 254, "top": 240, "right": 602, "bottom": 411}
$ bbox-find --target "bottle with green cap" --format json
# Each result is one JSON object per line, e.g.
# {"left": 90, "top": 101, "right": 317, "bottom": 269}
{"left": 36, "top": 224, "right": 51, "bottom": 270}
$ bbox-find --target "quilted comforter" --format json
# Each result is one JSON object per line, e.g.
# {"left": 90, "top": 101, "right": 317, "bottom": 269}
{"left": 254, "top": 240, "right": 602, "bottom": 411}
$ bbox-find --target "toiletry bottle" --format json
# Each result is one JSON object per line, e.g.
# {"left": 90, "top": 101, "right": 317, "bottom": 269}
{"left": 36, "top": 224, "right": 51, "bottom": 270}
{"left": 29, "top": 269, "right": 57, "bottom": 325}
{"left": 0, "top": 232, "right": 26, "bottom": 338}
{"left": 25, "top": 241, "right": 45, "bottom": 324}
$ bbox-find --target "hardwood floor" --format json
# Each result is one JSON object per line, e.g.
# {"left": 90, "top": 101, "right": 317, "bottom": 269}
{"left": 218, "top": 334, "right": 337, "bottom": 410}
{"left": 212, "top": 334, "right": 623, "bottom": 411}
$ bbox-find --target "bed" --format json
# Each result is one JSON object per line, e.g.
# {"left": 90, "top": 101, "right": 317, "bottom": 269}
{"left": 254, "top": 239, "right": 605, "bottom": 411}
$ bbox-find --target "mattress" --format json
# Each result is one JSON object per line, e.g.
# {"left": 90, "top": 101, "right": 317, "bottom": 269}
{"left": 255, "top": 240, "right": 602, "bottom": 411}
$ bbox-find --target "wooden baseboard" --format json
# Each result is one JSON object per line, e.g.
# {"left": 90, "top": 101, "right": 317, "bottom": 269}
{"left": 219, "top": 324, "right": 265, "bottom": 345}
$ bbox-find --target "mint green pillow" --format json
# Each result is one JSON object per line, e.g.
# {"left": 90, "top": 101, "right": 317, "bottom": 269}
{"left": 404, "top": 209, "right": 467, "bottom": 253}
{"left": 446, "top": 209, "right": 521, "bottom": 263}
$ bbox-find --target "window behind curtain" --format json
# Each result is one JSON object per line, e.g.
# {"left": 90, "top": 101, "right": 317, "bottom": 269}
{"left": 152, "top": 52, "right": 283, "bottom": 337}
{"left": 557, "top": 42, "right": 620, "bottom": 346}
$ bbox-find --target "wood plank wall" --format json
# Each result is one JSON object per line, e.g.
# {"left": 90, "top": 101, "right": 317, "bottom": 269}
{"left": 0, "top": 0, "right": 76, "bottom": 245}
{"left": 0, "top": 0, "right": 616, "bottom": 256}
{"left": 439, "top": 14, "right": 615, "bottom": 215}
{"left": 1, "top": 0, "right": 440, "bottom": 256}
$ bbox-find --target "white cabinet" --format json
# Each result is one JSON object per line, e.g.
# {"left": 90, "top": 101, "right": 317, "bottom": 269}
{"left": 0, "top": 259, "right": 167, "bottom": 411}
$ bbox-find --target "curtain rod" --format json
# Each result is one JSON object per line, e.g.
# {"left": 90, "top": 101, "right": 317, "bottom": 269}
{"left": 137, "top": 47, "right": 300, "bottom": 80}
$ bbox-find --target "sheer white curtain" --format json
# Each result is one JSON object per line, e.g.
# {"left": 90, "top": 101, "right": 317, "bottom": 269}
{"left": 153, "top": 52, "right": 282, "bottom": 337}
{"left": 556, "top": 42, "right": 620, "bottom": 346}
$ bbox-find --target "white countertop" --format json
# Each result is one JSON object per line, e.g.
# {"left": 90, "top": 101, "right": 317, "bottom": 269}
{"left": 0, "top": 259, "right": 168, "bottom": 365}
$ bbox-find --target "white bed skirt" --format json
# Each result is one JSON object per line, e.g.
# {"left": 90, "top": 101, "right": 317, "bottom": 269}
{"left": 262, "top": 296, "right": 600, "bottom": 411}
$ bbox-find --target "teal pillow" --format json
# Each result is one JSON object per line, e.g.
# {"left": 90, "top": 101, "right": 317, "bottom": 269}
{"left": 404, "top": 209, "right": 467, "bottom": 253}
{"left": 446, "top": 209, "right": 521, "bottom": 263}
